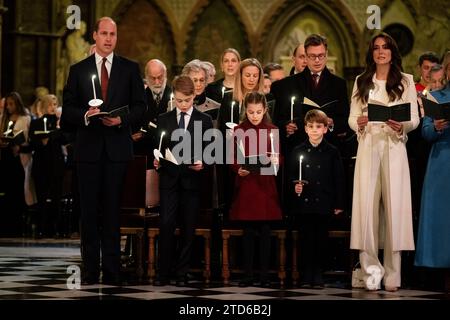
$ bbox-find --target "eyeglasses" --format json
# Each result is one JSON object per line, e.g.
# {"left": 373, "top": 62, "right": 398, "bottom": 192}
{"left": 306, "top": 54, "right": 326, "bottom": 61}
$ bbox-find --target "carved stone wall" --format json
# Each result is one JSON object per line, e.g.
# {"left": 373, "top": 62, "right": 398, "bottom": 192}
{"left": 115, "top": 0, "right": 176, "bottom": 76}
{"left": 1, "top": 0, "right": 448, "bottom": 101}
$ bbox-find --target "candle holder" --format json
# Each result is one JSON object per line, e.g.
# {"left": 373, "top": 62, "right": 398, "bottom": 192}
{"left": 89, "top": 75, "right": 103, "bottom": 107}
{"left": 292, "top": 179, "right": 309, "bottom": 197}
{"left": 89, "top": 98, "right": 103, "bottom": 108}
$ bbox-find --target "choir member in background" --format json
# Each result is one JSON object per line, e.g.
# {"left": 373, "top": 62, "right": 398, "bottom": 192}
{"left": 132, "top": 59, "right": 171, "bottom": 167}
{"left": 29, "top": 94, "right": 66, "bottom": 238}
{"left": 205, "top": 48, "right": 241, "bottom": 105}
{"left": 289, "top": 43, "right": 307, "bottom": 75}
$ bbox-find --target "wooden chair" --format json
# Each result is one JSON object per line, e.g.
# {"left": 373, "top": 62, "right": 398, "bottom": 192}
{"left": 221, "top": 228, "right": 287, "bottom": 286}
{"left": 291, "top": 230, "right": 354, "bottom": 286}
{"left": 147, "top": 226, "right": 211, "bottom": 284}
{"left": 120, "top": 155, "right": 159, "bottom": 282}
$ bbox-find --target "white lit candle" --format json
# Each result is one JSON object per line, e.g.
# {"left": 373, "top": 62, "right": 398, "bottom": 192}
{"left": 270, "top": 132, "right": 277, "bottom": 176}
{"left": 231, "top": 101, "right": 235, "bottom": 124}
{"left": 43, "top": 117, "right": 47, "bottom": 132}
{"left": 170, "top": 93, "right": 174, "bottom": 111}
{"left": 91, "top": 75, "right": 97, "bottom": 100}
{"left": 158, "top": 131, "right": 165, "bottom": 153}
{"left": 290, "top": 96, "right": 295, "bottom": 122}
{"left": 222, "top": 86, "right": 225, "bottom": 98}
{"left": 299, "top": 155, "right": 303, "bottom": 181}
{"left": 4, "top": 120, "right": 13, "bottom": 135}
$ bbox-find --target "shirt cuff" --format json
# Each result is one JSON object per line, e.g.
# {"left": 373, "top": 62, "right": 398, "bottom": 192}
{"left": 84, "top": 111, "right": 90, "bottom": 126}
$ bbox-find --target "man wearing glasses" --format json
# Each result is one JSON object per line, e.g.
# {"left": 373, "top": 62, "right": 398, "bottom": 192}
{"left": 271, "top": 34, "right": 350, "bottom": 156}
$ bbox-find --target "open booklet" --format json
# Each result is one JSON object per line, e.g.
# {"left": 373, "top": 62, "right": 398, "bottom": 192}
{"left": 33, "top": 130, "right": 55, "bottom": 138}
{"left": 236, "top": 140, "right": 272, "bottom": 172}
{"left": 88, "top": 105, "right": 129, "bottom": 121}
{"left": 196, "top": 97, "right": 220, "bottom": 113}
{"left": 154, "top": 148, "right": 200, "bottom": 171}
{"left": 368, "top": 99, "right": 411, "bottom": 122}
{"left": 302, "top": 97, "right": 338, "bottom": 111}
{"left": 1, "top": 130, "right": 25, "bottom": 145}
{"left": 422, "top": 94, "right": 450, "bottom": 121}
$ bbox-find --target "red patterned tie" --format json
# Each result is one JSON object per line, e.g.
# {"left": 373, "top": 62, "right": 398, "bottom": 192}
{"left": 101, "top": 57, "right": 109, "bottom": 103}
{"left": 312, "top": 73, "right": 319, "bottom": 89}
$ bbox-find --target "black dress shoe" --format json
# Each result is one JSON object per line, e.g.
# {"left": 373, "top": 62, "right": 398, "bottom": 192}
{"left": 102, "top": 276, "right": 121, "bottom": 286}
{"left": 81, "top": 277, "right": 98, "bottom": 285}
{"left": 175, "top": 276, "right": 188, "bottom": 287}
{"left": 238, "top": 278, "right": 253, "bottom": 287}
{"left": 153, "top": 277, "right": 169, "bottom": 286}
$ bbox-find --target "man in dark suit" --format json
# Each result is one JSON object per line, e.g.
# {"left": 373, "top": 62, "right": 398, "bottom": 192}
{"left": 271, "top": 34, "right": 350, "bottom": 157}
{"left": 153, "top": 76, "right": 213, "bottom": 286}
{"left": 289, "top": 43, "right": 307, "bottom": 76}
{"left": 61, "top": 17, "right": 146, "bottom": 285}
{"left": 132, "top": 59, "right": 172, "bottom": 166}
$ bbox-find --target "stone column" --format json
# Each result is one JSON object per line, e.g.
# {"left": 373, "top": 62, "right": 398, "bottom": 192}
{"left": 0, "top": 0, "right": 7, "bottom": 93}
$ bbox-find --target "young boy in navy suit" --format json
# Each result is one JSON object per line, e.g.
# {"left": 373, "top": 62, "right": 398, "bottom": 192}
{"left": 153, "top": 75, "right": 213, "bottom": 286}
{"left": 287, "top": 109, "right": 345, "bottom": 288}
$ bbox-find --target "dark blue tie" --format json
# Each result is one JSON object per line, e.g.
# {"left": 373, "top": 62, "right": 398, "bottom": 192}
{"left": 179, "top": 111, "right": 186, "bottom": 129}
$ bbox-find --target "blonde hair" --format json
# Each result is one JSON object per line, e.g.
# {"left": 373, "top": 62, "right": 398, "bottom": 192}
{"left": 232, "top": 58, "right": 265, "bottom": 103}
{"left": 40, "top": 94, "right": 58, "bottom": 116}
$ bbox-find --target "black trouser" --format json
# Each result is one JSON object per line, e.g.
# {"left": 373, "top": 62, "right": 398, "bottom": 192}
{"left": 158, "top": 186, "right": 200, "bottom": 278}
{"left": 242, "top": 221, "right": 271, "bottom": 281}
{"left": 77, "top": 155, "right": 127, "bottom": 280}
{"left": 295, "top": 214, "right": 329, "bottom": 285}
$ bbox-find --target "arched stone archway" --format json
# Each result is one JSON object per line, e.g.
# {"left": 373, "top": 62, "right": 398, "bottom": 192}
{"left": 183, "top": 0, "right": 251, "bottom": 73}
{"left": 111, "top": 0, "right": 177, "bottom": 77}
{"left": 260, "top": 0, "right": 360, "bottom": 78}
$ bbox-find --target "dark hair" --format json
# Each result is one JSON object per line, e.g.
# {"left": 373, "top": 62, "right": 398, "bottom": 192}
{"left": 172, "top": 75, "right": 195, "bottom": 96}
{"left": 5, "top": 92, "right": 27, "bottom": 115}
{"left": 354, "top": 33, "right": 405, "bottom": 103}
{"left": 418, "top": 51, "right": 439, "bottom": 66}
{"left": 242, "top": 91, "right": 271, "bottom": 123}
{"left": 1, "top": 92, "right": 27, "bottom": 131}
{"left": 304, "top": 109, "right": 328, "bottom": 126}
{"left": 263, "top": 63, "right": 283, "bottom": 75}
{"left": 304, "top": 34, "right": 328, "bottom": 52}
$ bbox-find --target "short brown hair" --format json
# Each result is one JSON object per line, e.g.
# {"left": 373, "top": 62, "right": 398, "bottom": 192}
{"left": 304, "top": 34, "right": 328, "bottom": 52}
{"left": 172, "top": 75, "right": 195, "bottom": 96}
{"left": 304, "top": 109, "right": 328, "bottom": 126}
{"left": 94, "top": 17, "right": 116, "bottom": 32}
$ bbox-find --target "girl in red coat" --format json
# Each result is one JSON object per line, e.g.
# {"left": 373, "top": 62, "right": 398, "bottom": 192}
{"left": 229, "top": 92, "right": 282, "bottom": 287}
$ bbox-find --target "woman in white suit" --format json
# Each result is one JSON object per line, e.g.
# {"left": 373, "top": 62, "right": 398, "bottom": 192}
{"left": 348, "top": 33, "right": 419, "bottom": 292}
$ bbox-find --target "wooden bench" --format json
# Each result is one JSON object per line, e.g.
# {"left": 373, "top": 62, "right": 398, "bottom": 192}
{"left": 147, "top": 227, "right": 211, "bottom": 284}
{"left": 221, "top": 229, "right": 286, "bottom": 286}
{"left": 291, "top": 230, "right": 353, "bottom": 286}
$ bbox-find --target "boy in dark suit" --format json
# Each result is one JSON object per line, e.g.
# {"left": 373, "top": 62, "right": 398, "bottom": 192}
{"left": 287, "top": 109, "right": 345, "bottom": 288}
{"left": 153, "top": 75, "right": 213, "bottom": 286}
{"left": 61, "top": 17, "right": 146, "bottom": 285}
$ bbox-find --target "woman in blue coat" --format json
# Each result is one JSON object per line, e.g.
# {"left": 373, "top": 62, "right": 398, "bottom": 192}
{"left": 415, "top": 84, "right": 450, "bottom": 269}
